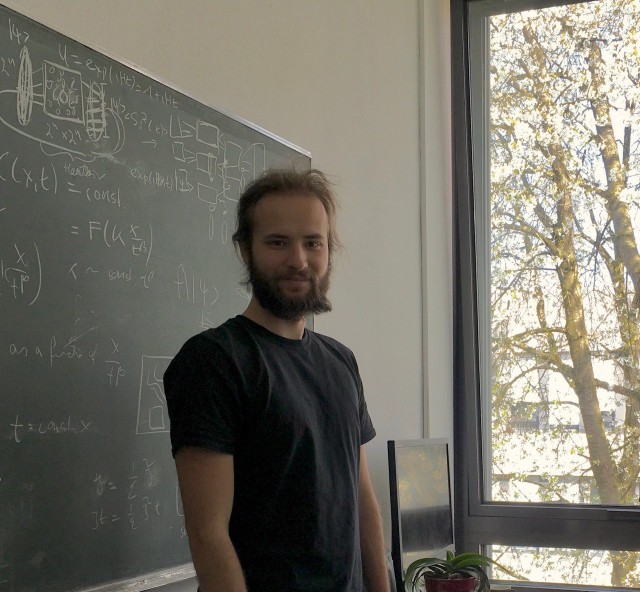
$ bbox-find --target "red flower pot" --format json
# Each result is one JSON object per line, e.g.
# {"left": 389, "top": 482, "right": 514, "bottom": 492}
{"left": 425, "top": 576, "right": 478, "bottom": 592}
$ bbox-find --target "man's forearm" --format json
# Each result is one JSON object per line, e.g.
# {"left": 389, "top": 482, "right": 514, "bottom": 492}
{"left": 187, "top": 531, "right": 247, "bottom": 592}
{"left": 359, "top": 489, "right": 391, "bottom": 592}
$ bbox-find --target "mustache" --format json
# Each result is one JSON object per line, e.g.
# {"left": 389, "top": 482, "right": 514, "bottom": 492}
{"left": 277, "top": 271, "right": 313, "bottom": 281}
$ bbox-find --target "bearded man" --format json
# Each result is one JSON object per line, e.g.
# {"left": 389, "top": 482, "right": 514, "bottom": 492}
{"left": 164, "top": 169, "right": 389, "bottom": 592}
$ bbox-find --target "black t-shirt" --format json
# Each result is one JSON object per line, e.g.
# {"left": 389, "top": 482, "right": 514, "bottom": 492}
{"left": 164, "top": 315, "right": 376, "bottom": 592}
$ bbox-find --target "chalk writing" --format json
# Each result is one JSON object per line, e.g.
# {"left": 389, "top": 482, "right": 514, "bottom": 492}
{"left": 85, "top": 186, "right": 123, "bottom": 208}
{"left": 64, "top": 161, "right": 105, "bottom": 179}
{"left": 50, "top": 335, "right": 84, "bottom": 366}
{"left": 129, "top": 166, "right": 175, "bottom": 190}
{"left": 84, "top": 57, "right": 110, "bottom": 82}
{"left": 0, "top": 241, "right": 42, "bottom": 305}
{"left": 109, "top": 97, "right": 169, "bottom": 137}
{"left": 0, "top": 55, "right": 15, "bottom": 77}
{"left": 57, "top": 42, "right": 82, "bottom": 69}
{"left": 127, "top": 459, "right": 161, "bottom": 530}
{"left": 90, "top": 459, "right": 162, "bottom": 531}
{"left": 140, "top": 269, "right": 155, "bottom": 288}
{"left": 108, "top": 268, "right": 132, "bottom": 282}
{"left": 128, "top": 465, "right": 138, "bottom": 502}
{"left": 92, "top": 507, "right": 121, "bottom": 529}
{"left": 142, "top": 458, "right": 159, "bottom": 488}
{"left": 9, "top": 342, "right": 44, "bottom": 358}
{"left": 67, "top": 262, "right": 156, "bottom": 288}
{"left": 8, "top": 18, "right": 29, "bottom": 45}
{"left": 112, "top": 69, "right": 178, "bottom": 108}
{"left": 70, "top": 220, "right": 153, "bottom": 263}
{"left": 175, "top": 264, "right": 219, "bottom": 307}
{"left": 3, "top": 334, "right": 138, "bottom": 376}
{"left": 0, "top": 151, "right": 58, "bottom": 194}
{"left": 129, "top": 166, "right": 193, "bottom": 193}
{"left": 0, "top": 6, "right": 303, "bottom": 590}
{"left": 47, "top": 326, "right": 100, "bottom": 367}
{"left": 105, "top": 360, "right": 125, "bottom": 387}
{"left": 94, "top": 473, "right": 116, "bottom": 496}
{"left": 11, "top": 414, "right": 92, "bottom": 443}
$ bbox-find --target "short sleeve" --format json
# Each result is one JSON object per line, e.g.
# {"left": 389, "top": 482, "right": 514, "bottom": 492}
{"left": 163, "top": 333, "right": 242, "bottom": 457}
{"left": 351, "top": 355, "right": 376, "bottom": 445}
{"left": 358, "top": 383, "right": 376, "bottom": 445}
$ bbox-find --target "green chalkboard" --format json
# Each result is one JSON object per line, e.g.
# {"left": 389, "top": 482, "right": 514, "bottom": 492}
{"left": 0, "top": 5, "right": 310, "bottom": 591}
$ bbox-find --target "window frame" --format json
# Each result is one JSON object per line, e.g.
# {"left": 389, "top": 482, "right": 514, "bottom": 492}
{"left": 450, "top": 0, "right": 640, "bottom": 576}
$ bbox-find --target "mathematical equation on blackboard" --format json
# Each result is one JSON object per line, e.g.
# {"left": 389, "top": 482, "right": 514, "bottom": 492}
{"left": 0, "top": 6, "right": 308, "bottom": 591}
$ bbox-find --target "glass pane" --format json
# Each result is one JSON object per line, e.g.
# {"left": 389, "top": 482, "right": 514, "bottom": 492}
{"left": 475, "top": 0, "right": 640, "bottom": 509}
{"left": 487, "top": 545, "right": 640, "bottom": 589}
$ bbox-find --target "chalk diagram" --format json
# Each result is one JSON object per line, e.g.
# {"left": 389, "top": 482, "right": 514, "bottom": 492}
{"left": 170, "top": 114, "right": 267, "bottom": 245}
{"left": 0, "top": 46, "right": 125, "bottom": 161}
{"left": 136, "top": 355, "right": 172, "bottom": 435}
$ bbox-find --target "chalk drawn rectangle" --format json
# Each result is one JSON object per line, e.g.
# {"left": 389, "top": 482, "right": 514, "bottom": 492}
{"left": 244, "top": 143, "right": 266, "bottom": 181}
{"left": 197, "top": 183, "right": 218, "bottom": 207}
{"left": 196, "top": 121, "right": 219, "bottom": 148}
{"left": 42, "top": 60, "right": 85, "bottom": 124}
{"left": 223, "top": 141, "right": 242, "bottom": 168}
{"left": 136, "top": 355, "right": 173, "bottom": 435}
{"left": 196, "top": 152, "right": 217, "bottom": 177}
{"left": 172, "top": 141, "right": 188, "bottom": 163}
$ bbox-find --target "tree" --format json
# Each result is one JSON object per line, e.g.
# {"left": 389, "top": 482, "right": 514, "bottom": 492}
{"left": 485, "top": 0, "right": 640, "bottom": 585}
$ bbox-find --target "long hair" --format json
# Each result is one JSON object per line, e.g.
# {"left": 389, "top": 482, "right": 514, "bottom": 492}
{"left": 232, "top": 168, "right": 342, "bottom": 255}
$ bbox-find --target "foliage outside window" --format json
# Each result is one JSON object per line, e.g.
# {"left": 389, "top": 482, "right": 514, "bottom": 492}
{"left": 454, "top": 0, "right": 640, "bottom": 588}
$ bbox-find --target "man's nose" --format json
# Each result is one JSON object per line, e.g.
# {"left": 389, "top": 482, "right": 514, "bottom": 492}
{"left": 287, "top": 243, "right": 308, "bottom": 270}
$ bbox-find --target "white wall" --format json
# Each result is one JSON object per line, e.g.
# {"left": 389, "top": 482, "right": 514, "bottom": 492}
{"left": 4, "top": 1, "right": 452, "bottom": 589}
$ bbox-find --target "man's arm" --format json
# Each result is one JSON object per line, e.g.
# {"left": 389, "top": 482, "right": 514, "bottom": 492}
{"left": 359, "top": 446, "right": 391, "bottom": 592}
{"left": 175, "top": 447, "right": 247, "bottom": 592}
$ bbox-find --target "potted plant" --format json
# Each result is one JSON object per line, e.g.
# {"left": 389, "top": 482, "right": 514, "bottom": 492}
{"left": 404, "top": 550, "right": 518, "bottom": 592}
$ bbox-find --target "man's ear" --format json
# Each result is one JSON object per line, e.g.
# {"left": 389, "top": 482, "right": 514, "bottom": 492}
{"left": 239, "top": 242, "right": 250, "bottom": 265}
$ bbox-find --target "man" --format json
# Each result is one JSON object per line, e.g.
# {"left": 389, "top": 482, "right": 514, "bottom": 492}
{"left": 164, "top": 168, "right": 390, "bottom": 592}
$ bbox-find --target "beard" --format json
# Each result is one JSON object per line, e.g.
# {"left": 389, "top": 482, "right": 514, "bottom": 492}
{"left": 246, "top": 258, "right": 332, "bottom": 321}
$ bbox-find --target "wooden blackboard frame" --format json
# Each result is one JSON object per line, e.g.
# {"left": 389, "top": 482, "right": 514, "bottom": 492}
{"left": 0, "top": 4, "right": 310, "bottom": 591}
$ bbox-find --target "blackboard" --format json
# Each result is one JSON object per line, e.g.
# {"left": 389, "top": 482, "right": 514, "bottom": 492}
{"left": 0, "top": 5, "right": 310, "bottom": 592}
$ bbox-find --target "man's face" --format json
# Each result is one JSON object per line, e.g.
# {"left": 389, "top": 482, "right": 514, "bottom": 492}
{"left": 243, "top": 192, "right": 332, "bottom": 321}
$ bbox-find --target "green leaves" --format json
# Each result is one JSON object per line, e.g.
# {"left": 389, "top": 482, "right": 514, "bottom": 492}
{"left": 404, "top": 551, "right": 521, "bottom": 592}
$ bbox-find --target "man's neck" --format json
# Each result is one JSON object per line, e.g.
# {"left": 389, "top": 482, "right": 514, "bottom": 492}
{"left": 242, "top": 298, "right": 306, "bottom": 340}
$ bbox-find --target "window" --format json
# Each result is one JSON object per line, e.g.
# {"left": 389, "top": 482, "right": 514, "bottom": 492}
{"left": 452, "top": 0, "right": 640, "bottom": 588}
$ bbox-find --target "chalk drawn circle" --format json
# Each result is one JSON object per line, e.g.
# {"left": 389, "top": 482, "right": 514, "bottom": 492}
{"left": 17, "top": 46, "right": 34, "bottom": 126}
{"left": 85, "top": 81, "right": 107, "bottom": 142}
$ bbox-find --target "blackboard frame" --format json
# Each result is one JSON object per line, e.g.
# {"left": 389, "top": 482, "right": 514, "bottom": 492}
{"left": 0, "top": 3, "right": 310, "bottom": 591}
{"left": 83, "top": 565, "right": 195, "bottom": 592}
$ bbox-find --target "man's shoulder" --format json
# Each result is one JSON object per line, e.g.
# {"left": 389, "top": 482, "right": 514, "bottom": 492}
{"left": 164, "top": 317, "right": 261, "bottom": 396}
{"left": 308, "top": 328, "right": 351, "bottom": 350}
{"left": 182, "top": 315, "right": 248, "bottom": 346}
{"left": 167, "top": 316, "right": 252, "bottom": 368}
{"left": 307, "top": 330, "right": 358, "bottom": 365}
